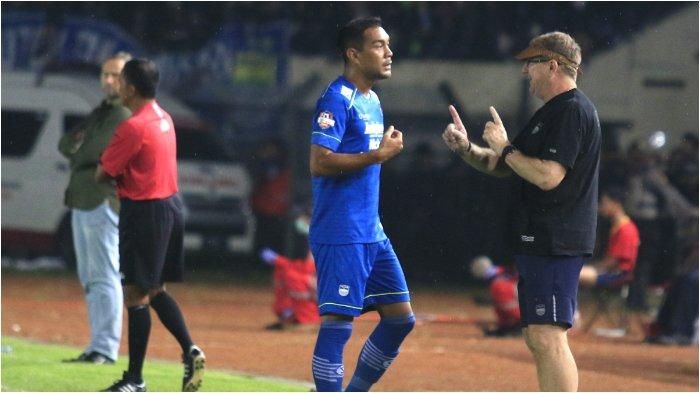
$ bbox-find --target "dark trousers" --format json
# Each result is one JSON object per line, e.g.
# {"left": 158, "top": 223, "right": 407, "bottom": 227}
{"left": 655, "top": 270, "right": 699, "bottom": 339}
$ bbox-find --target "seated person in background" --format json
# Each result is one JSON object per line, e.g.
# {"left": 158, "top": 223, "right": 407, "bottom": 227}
{"left": 645, "top": 236, "right": 699, "bottom": 345}
{"left": 580, "top": 186, "right": 640, "bottom": 288}
{"left": 470, "top": 256, "right": 521, "bottom": 337}
{"left": 259, "top": 214, "right": 320, "bottom": 330}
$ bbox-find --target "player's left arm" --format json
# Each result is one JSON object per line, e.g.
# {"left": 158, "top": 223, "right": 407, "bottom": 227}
{"left": 483, "top": 106, "right": 570, "bottom": 191}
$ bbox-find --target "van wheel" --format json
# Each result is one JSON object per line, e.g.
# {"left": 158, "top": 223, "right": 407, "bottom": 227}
{"left": 56, "top": 212, "right": 76, "bottom": 271}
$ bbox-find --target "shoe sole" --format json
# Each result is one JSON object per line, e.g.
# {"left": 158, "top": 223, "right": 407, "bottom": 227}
{"left": 183, "top": 354, "right": 205, "bottom": 392}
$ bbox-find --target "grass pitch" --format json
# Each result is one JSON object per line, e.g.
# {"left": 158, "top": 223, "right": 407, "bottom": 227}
{"left": 1, "top": 336, "right": 309, "bottom": 392}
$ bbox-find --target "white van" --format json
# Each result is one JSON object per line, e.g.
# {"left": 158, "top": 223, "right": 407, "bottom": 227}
{"left": 1, "top": 71, "right": 255, "bottom": 265}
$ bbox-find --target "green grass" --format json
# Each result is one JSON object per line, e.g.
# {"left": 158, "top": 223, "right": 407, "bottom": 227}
{"left": 1, "top": 336, "right": 309, "bottom": 392}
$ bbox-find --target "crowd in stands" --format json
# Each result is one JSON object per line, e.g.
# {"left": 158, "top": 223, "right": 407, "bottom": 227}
{"left": 6, "top": 2, "right": 687, "bottom": 60}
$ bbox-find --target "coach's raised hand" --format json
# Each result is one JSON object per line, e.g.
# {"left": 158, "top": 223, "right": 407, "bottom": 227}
{"left": 375, "top": 125, "right": 404, "bottom": 163}
{"left": 442, "top": 105, "right": 471, "bottom": 155}
{"left": 483, "top": 106, "right": 509, "bottom": 156}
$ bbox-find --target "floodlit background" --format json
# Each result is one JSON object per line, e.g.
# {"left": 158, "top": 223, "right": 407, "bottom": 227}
{"left": 1, "top": 2, "right": 698, "bottom": 391}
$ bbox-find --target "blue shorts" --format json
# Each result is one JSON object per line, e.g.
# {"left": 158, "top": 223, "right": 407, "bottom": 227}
{"left": 515, "top": 255, "right": 584, "bottom": 329}
{"left": 310, "top": 239, "right": 410, "bottom": 317}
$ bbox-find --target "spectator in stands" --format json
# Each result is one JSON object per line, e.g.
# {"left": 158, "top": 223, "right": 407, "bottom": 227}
{"left": 6, "top": 2, "right": 688, "bottom": 61}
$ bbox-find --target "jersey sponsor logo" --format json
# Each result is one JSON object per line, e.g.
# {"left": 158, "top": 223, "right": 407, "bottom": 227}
{"left": 365, "top": 123, "right": 384, "bottom": 150}
{"left": 338, "top": 284, "right": 350, "bottom": 296}
{"left": 549, "top": 148, "right": 557, "bottom": 153}
{"left": 364, "top": 123, "right": 384, "bottom": 135}
{"left": 520, "top": 235, "right": 535, "bottom": 242}
{"left": 531, "top": 122, "right": 543, "bottom": 135}
{"left": 317, "top": 111, "right": 336, "bottom": 129}
{"left": 535, "top": 304, "right": 546, "bottom": 316}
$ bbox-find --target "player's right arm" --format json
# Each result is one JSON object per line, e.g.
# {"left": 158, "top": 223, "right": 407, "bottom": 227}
{"left": 309, "top": 88, "right": 403, "bottom": 177}
{"left": 310, "top": 126, "right": 403, "bottom": 176}
{"left": 442, "top": 105, "right": 510, "bottom": 177}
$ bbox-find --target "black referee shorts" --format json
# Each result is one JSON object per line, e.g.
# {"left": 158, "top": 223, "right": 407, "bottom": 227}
{"left": 119, "top": 194, "right": 185, "bottom": 290}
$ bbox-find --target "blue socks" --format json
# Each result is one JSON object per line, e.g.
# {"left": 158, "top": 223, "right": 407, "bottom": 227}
{"left": 312, "top": 320, "right": 353, "bottom": 392}
{"left": 345, "top": 314, "right": 415, "bottom": 392}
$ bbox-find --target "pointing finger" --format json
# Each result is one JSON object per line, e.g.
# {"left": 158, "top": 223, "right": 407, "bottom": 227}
{"left": 449, "top": 105, "right": 466, "bottom": 131}
{"left": 489, "top": 106, "right": 503, "bottom": 126}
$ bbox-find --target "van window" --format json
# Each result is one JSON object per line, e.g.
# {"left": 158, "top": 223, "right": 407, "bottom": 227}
{"left": 2, "top": 109, "right": 48, "bottom": 157}
{"left": 177, "top": 126, "right": 233, "bottom": 162}
{"left": 64, "top": 114, "right": 87, "bottom": 134}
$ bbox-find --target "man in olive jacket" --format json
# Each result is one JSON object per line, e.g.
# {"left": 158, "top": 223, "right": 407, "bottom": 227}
{"left": 59, "top": 52, "right": 132, "bottom": 365}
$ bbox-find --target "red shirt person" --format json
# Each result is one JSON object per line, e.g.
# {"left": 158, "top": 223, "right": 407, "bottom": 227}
{"left": 489, "top": 266, "right": 521, "bottom": 331}
{"left": 100, "top": 101, "right": 178, "bottom": 199}
{"left": 95, "top": 58, "right": 205, "bottom": 393}
{"left": 580, "top": 187, "right": 640, "bottom": 288}
{"left": 470, "top": 256, "right": 521, "bottom": 336}
{"left": 261, "top": 246, "right": 320, "bottom": 329}
{"left": 606, "top": 219, "right": 640, "bottom": 274}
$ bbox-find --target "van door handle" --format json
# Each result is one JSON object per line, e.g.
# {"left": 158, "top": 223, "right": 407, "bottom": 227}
{"left": 55, "top": 162, "right": 69, "bottom": 172}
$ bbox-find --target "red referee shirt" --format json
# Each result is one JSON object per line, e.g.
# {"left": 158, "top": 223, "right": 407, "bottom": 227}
{"left": 101, "top": 101, "right": 178, "bottom": 200}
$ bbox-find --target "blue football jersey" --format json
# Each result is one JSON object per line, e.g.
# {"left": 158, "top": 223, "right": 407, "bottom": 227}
{"left": 309, "top": 76, "right": 388, "bottom": 244}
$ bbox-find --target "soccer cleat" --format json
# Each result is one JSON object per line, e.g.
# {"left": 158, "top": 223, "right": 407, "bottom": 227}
{"left": 102, "top": 371, "right": 147, "bottom": 392}
{"left": 182, "top": 345, "right": 206, "bottom": 392}
{"left": 63, "top": 351, "right": 115, "bottom": 365}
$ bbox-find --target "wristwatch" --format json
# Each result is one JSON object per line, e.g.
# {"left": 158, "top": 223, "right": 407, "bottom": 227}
{"left": 501, "top": 144, "right": 517, "bottom": 158}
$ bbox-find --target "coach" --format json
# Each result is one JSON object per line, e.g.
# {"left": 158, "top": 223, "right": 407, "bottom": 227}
{"left": 442, "top": 32, "right": 601, "bottom": 391}
{"left": 96, "top": 59, "right": 205, "bottom": 392}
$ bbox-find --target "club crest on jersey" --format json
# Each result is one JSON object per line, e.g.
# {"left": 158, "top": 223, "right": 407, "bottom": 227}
{"left": 535, "top": 304, "right": 546, "bottom": 316}
{"left": 338, "top": 284, "right": 350, "bottom": 296}
{"left": 317, "top": 111, "right": 336, "bottom": 129}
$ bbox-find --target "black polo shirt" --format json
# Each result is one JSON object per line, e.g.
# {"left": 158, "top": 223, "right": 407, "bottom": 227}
{"left": 511, "top": 88, "right": 601, "bottom": 256}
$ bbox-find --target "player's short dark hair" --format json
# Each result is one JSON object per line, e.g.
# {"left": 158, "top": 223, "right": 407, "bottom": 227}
{"left": 337, "top": 16, "right": 383, "bottom": 63}
{"left": 122, "top": 58, "right": 159, "bottom": 98}
{"left": 601, "top": 185, "right": 627, "bottom": 205}
{"left": 105, "top": 51, "right": 132, "bottom": 64}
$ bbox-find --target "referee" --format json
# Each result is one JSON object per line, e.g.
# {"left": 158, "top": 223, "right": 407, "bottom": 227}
{"left": 443, "top": 32, "right": 601, "bottom": 391}
{"left": 96, "top": 59, "right": 205, "bottom": 392}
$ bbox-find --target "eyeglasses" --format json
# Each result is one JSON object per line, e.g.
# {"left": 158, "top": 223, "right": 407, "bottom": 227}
{"left": 524, "top": 57, "right": 553, "bottom": 67}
